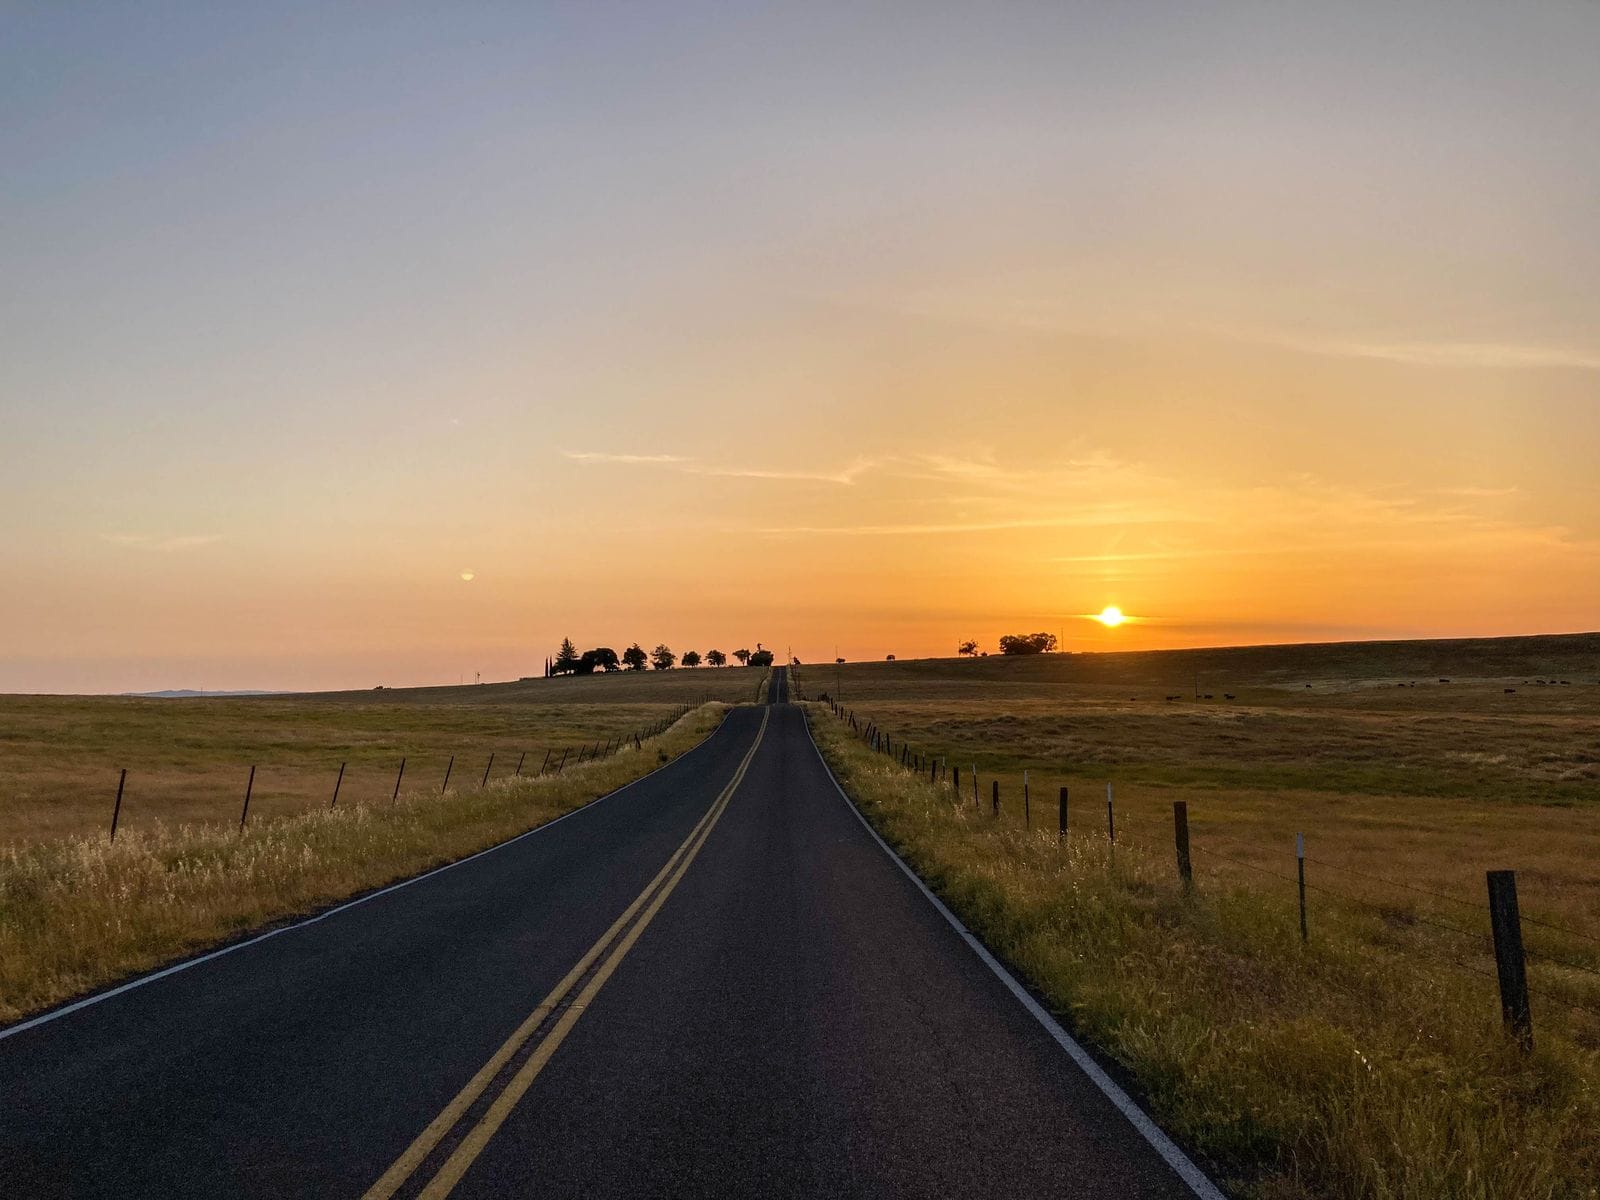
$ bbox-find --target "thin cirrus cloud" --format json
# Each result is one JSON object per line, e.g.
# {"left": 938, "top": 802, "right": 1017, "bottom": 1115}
{"left": 562, "top": 450, "right": 879, "bottom": 486}
{"left": 99, "top": 533, "right": 224, "bottom": 551}
{"left": 1256, "top": 332, "right": 1600, "bottom": 372}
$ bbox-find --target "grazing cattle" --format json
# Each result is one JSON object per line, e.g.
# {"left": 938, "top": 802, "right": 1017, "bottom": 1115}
{"left": 1505, "top": 688, "right": 1517, "bottom": 694}
{"left": 1224, "top": 693, "right": 1236, "bottom": 700}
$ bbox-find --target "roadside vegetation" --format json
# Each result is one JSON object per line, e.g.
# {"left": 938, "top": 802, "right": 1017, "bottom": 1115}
{"left": 800, "top": 639, "right": 1600, "bottom": 1199}
{"left": 0, "top": 670, "right": 759, "bottom": 845}
{"left": 0, "top": 704, "right": 726, "bottom": 1025}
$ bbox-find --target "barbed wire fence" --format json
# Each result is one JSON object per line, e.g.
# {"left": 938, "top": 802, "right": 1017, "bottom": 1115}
{"left": 816, "top": 695, "right": 1600, "bottom": 1047}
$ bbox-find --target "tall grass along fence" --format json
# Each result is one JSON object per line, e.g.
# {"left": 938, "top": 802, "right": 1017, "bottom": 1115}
{"left": 1, "top": 702, "right": 723, "bottom": 1025}
{"left": 819, "top": 696, "right": 1600, "bottom": 1053}
{"left": 101, "top": 700, "right": 706, "bottom": 844}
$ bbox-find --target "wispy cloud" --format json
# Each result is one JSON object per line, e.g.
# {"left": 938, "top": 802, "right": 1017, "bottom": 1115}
{"left": 1434, "top": 485, "right": 1520, "bottom": 498}
{"left": 752, "top": 510, "right": 1192, "bottom": 537}
{"left": 100, "top": 533, "right": 224, "bottom": 551}
{"left": 562, "top": 450, "right": 880, "bottom": 486}
{"left": 562, "top": 451, "right": 692, "bottom": 465}
{"left": 1265, "top": 333, "right": 1600, "bottom": 372}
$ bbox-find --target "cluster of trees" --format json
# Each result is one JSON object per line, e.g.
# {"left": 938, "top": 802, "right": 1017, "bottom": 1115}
{"left": 957, "top": 633, "right": 1059, "bottom": 657}
{"left": 545, "top": 640, "right": 775, "bottom": 676}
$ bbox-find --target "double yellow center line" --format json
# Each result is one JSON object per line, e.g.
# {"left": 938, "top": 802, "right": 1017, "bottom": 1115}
{"left": 363, "top": 708, "right": 769, "bottom": 1200}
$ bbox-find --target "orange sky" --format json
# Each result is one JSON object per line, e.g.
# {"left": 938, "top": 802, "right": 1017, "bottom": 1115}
{"left": 3, "top": 7, "right": 1597, "bottom": 691}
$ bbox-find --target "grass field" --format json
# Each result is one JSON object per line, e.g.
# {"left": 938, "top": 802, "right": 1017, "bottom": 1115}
{"left": 0, "top": 697, "right": 732, "bottom": 1025}
{"left": 0, "top": 667, "right": 768, "bottom": 845}
{"left": 796, "top": 633, "right": 1600, "bottom": 1199}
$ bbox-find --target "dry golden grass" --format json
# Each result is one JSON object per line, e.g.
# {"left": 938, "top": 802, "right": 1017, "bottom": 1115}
{"left": 798, "top": 636, "right": 1600, "bottom": 1198}
{"left": 0, "top": 704, "right": 726, "bottom": 1025}
{"left": 806, "top": 703, "right": 1600, "bottom": 1200}
{"left": 0, "top": 667, "right": 762, "bottom": 845}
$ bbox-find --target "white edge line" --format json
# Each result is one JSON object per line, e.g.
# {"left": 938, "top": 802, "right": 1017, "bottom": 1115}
{"left": 798, "top": 706, "right": 1229, "bottom": 1200}
{"left": 0, "top": 708, "right": 736, "bottom": 1045}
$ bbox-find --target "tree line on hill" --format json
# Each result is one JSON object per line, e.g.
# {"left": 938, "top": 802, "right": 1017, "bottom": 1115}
{"left": 958, "top": 633, "right": 1058, "bottom": 657}
{"left": 542, "top": 640, "right": 776, "bottom": 676}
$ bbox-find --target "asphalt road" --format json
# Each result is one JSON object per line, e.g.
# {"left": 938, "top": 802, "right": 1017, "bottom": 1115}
{"left": 0, "top": 668, "right": 1219, "bottom": 1198}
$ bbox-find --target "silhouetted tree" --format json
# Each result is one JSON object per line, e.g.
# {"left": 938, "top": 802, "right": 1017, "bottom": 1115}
{"left": 998, "top": 632, "right": 1057, "bottom": 655}
{"left": 959, "top": 640, "right": 979, "bottom": 657}
{"left": 681, "top": 650, "right": 702, "bottom": 668}
{"left": 553, "top": 638, "right": 580, "bottom": 675}
{"left": 651, "top": 643, "right": 676, "bottom": 670}
{"left": 733, "top": 648, "right": 752, "bottom": 666}
{"left": 580, "top": 647, "right": 619, "bottom": 674}
{"left": 622, "top": 643, "right": 648, "bottom": 671}
{"left": 749, "top": 648, "right": 775, "bottom": 667}
{"left": 705, "top": 649, "right": 727, "bottom": 667}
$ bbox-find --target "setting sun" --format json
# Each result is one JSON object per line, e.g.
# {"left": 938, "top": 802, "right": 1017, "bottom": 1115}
{"left": 1096, "top": 606, "right": 1126, "bottom": 628}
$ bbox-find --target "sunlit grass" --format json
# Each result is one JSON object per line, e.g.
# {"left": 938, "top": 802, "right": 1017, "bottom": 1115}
{"left": 0, "top": 704, "right": 726, "bottom": 1025}
{"left": 804, "top": 696, "right": 1600, "bottom": 1199}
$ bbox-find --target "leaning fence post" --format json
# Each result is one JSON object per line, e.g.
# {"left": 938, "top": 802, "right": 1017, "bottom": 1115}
{"left": 1296, "top": 833, "right": 1308, "bottom": 942}
{"left": 481, "top": 753, "right": 495, "bottom": 788}
{"left": 557, "top": 748, "right": 568, "bottom": 775}
{"left": 991, "top": 779, "right": 999, "bottom": 816}
{"left": 331, "top": 762, "right": 346, "bottom": 809}
{"left": 1023, "top": 770, "right": 1030, "bottom": 827}
{"left": 109, "top": 768, "right": 127, "bottom": 844}
{"left": 442, "top": 754, "right": 455, "bottom": 793}
{"left": 240, "top": 765, "right": 256, "bottom": 831}
{"left": 1058, "top": 786, "right": 1068, "bottom": 842}
{"left": 1487, "top": 870, "right": 1533, "bottom": 1051}
{"left": 392, "top": 756, "right": 406, "bottom": 804}
{"left": 1106, "top": 783, "right": 1116, "bottom": 844}
{"left": 953, "top": 765, "right": 960, "bottom": 795}
{"left": 515, "top": 751, "right": 527, "bottom": 777}
{"left": 1173, "top": 800, "right": 1192, "bottom": 890}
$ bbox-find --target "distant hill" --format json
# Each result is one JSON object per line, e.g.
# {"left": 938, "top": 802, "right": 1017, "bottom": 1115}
{"left": 131, "top": 689, "right": 286, "bottom": 699}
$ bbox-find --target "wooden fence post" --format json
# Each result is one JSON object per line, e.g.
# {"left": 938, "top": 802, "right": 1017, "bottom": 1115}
{"left": 442, "top": 754, "right": 455, "bottom": 793}
{"left": 1023, "top": 770, "right": 1030, "bottom": 827}
{"left": 515, "top": 751, "right": 527, "bottom": 777}
{"left": 392, "top": 757, "right": 406, "bottom": 804}
{"left": 331, "top": 762, "right": 346, "bottom": 809}
{"left": 991, "top": 779, "right": 999, "bottom": 816}
{"left": 1173, "top": 801, "right": 1192, "bottom": 890}
{"left": 481, "top": 753, "right": 495, "bottom": 788}
{"left": 110, "top": 768, "right": 127, "bottom": 844}
{"left": 1106, "top": 783, "right": 1115, "bottom": 844}
{"left": 1058, "top": 786, "right": 1068, "bottom": 842}
{"left": 1487, "top": 870, "right": 1533, "bottom": 1051}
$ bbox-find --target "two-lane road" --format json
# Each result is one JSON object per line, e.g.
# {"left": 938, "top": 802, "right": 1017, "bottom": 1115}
{"left": 1, "top": 669, "right": 1219, "bottom": 1198}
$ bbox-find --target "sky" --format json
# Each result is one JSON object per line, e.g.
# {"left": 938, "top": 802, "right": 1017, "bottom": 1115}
{"left": 2, "top": 3, "right": 1597, "bottom": 693}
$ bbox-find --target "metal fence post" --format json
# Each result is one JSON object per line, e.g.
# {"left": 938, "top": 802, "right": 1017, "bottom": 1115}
{"left": 240, "top": 765, "right": 256, "bottom": 831}
{"left": 1173, "top": 801, "right": 1192, "bottom": 890}
{"left": 110, "top": 769, "right": 127, "bottom": 843}
{"left": 331, "top": 762, "right": 346, "bottom": 809}
{"left": 1296, "top": 833, "right": 1308, "bottom": 942}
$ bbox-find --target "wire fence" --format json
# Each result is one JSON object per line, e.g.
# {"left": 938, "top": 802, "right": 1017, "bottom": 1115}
{"left": 96, "top": 698, "right": 713, "bottom": 845}
{"left": 818, "top": 695, "right": 1600, "bottom": 1039}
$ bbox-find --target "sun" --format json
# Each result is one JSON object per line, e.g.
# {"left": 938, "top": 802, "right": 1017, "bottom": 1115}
{"left": 1096, "top": 605, "right": 1125, "bottom": 627}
